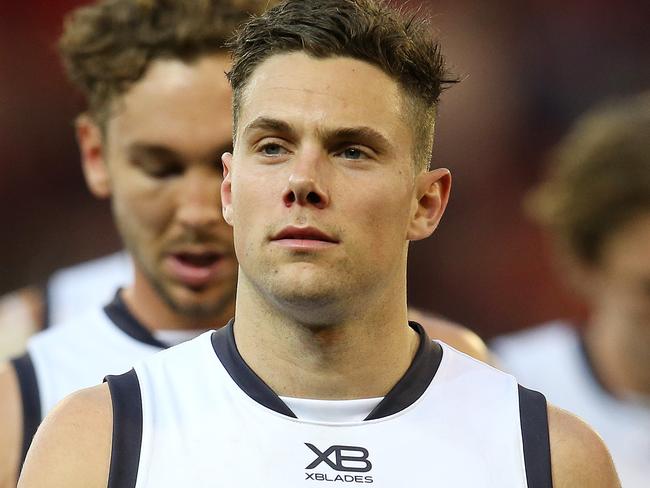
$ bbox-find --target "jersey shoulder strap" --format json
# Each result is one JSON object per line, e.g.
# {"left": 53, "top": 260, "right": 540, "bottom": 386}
{"left": 10, "top": 353, "right": 41, "bottom": 471}
{"left": 105, "top": 369, "right": 143, "bottom": 488}
{"left": 519, "top": 384, "right": 553, "bottom": 488}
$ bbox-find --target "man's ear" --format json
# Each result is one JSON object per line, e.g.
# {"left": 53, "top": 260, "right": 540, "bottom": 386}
{"left": 221, "top": 152, "right": 234, "bottom": 226}
{"left": 76, "top": 114, "right": 111, "bottom": 199}
{"left": 407, "top": 168, "right": 451, "bottom": 241}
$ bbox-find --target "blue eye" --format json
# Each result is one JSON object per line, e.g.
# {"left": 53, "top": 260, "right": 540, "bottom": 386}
{"left": 261, "top": 143, "right": 285, "bottom": 155}
{"left": 341, "top": 147, "right": 366, "bottom": 160}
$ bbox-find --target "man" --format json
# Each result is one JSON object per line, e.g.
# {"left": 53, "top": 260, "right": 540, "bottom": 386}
{"left": 20, "top": 1, "right": 619, "bottom": 487}
{"left": 0, "top": 1, "right": 252, "bottom": 487}
{"left": 0, "top": 1, "right": 488, "bottom": 487}
{"left": 493, "top": 93, "right": 650, "bottom": 488}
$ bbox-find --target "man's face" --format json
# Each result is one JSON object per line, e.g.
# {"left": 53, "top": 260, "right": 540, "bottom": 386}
{"left": 99, "top": 54, "right": 237, "bottom": 318}
{"left": 596, "top": 213, "right": 650, "bottom": 338}
{"left": 226, "top": 52, "right": 428, "bottom": 320}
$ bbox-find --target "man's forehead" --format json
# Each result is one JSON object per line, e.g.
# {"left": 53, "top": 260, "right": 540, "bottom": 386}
{"left": 237, "top": 52, "right": 406, "bottom": 136}
{"left": 105, "top": 55, "right": 233, "bottom": 145}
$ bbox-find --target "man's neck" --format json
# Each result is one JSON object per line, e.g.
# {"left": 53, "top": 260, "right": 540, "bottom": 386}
{"left": 121, "top": 267, "right": 234, "bottom": 333}
{"left": 232, "top": 280, "right": 419, "bottom": 400}
{"left": 585, "top": 312, "right": 650, "bottom": 398}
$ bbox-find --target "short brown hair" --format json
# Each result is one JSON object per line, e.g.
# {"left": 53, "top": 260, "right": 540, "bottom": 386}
{"left": 526, "top": 92, "right": 650, "bottom": 265}
{"left": 226, "top": 0, "right": 457, "bottom": 170}
{"left": 59, "top": 0, "right": 270, "bottom": 126}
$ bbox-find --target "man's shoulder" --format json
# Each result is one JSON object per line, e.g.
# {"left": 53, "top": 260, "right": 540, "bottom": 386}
{"left": 18, "top": 384, "right": 112, "bottom": 488}
{"left": 47, "top": 251, "right": 131, "bottom": 325}
{"left": 548, "top": 404, "right": 621, "bottom": 488}
{"left": 409, "top": 308, "right": 491, "bottom": 363}
{"left": 0, "top": 287, "right": 44, "bottom": 360}
{"left": 48, "top": 252, "right": 131, "bottom": 289}
{"left": 491, "top": 320, "right": 580, "bottom": 371}
{"left": 28, "top": 306, "right": 108, "bottom": 346}
{"left": 492, "top": 320, "right": 576, "bottom": 352}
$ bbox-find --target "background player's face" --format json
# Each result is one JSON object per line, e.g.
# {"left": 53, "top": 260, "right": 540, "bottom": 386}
{"left": 225, "top": 52, "right": 441, "bottom": 320}
{"left": 80, "top": 54, "right": 237, "bottom": 318}
{"left": 590, "top": 212, "right": 650, "bottom": 360}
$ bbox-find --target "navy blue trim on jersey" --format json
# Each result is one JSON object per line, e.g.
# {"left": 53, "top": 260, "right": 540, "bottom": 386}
{"left": 211, "top": 320, "right": 441, "bottom": 420}
{"left": 211, "top": 321, "right": 297, "bottom": 418}
{"left": 106, "top": 369, "right": 143, "bottom": 488}
{"left": 103, "top": 290, "right": 167, "bottom": 349}
{"left": 10, "top": 353, "right": 42, "bottom": 470}
{"left": 518, "top": 385, "right": 553, "bottom": 488}
{"left": 40, "top": 281, "right": 51, "bottom": 330}
{"left": 366, "top": 322, "right": 442, "bottom": 420}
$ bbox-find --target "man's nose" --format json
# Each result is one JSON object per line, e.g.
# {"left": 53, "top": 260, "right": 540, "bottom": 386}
{"left": 176, "top": 168, "right": 223, "bottom": 228}
{"left": 282, "top": 150, "right": 330, "bottom": 209}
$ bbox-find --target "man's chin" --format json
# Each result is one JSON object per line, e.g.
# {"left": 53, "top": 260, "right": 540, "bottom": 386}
{"left": 158, "top": 282, "right": 235, "bottom": 320}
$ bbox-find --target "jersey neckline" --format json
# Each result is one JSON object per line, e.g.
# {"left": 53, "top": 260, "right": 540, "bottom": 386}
{"left": 103, "top": 289, "right": 168, "bottom": 349}
{"left": 210, "top": 320, "right": 443, "bottom": 421}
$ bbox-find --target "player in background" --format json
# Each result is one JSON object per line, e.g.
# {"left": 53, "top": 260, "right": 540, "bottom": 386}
{"left": 0, "top": 1, "right": 488, "bottom": 487}
{"left": 0, "top": 252, "right": 131, "bottom": 360}
{"left": 493, "top": 93, "right": 650, "bottom": 488}
{"left": 21, "top": 1, "right": 618, "bottom": 486}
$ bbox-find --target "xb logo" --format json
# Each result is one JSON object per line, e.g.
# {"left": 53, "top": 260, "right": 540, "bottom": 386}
{"left": 305, "top": 443, "right": 372, "bottom": 473}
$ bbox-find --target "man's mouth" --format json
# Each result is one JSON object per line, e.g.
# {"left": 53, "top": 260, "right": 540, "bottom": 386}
{"left": 271, "top": 226, "right": 339, "bottom": 250}
{"left": 164, "top": 250, "right": 229, "bottom": 288}
{"left": 174, "top": 251, "right": 222, "bottom": 267}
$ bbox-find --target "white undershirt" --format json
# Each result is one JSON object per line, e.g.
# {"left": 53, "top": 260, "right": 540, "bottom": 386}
{"left": 153, "top": 329, "right": 206, "bottom": 347}
{"left": 280, "top": 396, "right": 384, "bottom": 422}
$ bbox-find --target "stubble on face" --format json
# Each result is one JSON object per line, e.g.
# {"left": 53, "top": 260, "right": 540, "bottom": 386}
{"left": 105, "top": 54, "right": 238, "bottom": 322}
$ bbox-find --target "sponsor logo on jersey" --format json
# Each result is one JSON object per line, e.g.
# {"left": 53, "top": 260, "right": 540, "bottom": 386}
{"left": 305, "top": 443, "right": 374, "bottom": 483}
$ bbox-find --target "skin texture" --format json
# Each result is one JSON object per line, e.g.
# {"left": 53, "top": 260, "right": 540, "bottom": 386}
{"left": 0, "top": 288, "right": 43, "bottom": 361}
{"left": 18, "top": 51, "right": 619, "bottom": 487}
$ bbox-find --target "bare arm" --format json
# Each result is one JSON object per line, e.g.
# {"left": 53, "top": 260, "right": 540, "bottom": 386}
{"left": 18, "top": 384, "right": 112, "bottom": 488}
{"left": 0, "top": 363, "right": 22, "bottom": 488}
{"left": 0, "top": 287, "right": 44, "bottom": 361}
{"left": 548, "top": 405, "right": 621, "bottom": 488}
{"left": 408, "top": 308, "right": 492, "bottom": 364}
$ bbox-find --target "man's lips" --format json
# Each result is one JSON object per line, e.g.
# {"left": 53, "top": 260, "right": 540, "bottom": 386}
{"left": 271, "top": 226, "right": 339, "bottom": 250}
{"left": 163, "top": 249, "right": 231, "bottom": 287}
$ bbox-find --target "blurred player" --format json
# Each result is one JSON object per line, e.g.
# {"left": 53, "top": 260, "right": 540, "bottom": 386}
{"left": 0, "top": 1, "right": 488, "bottom": 487}
{"left": 21, "top": 1, "right": 618, "bottom": 486}
{"left": 0, "top": 1, "right": 260, "bottom": 487}
{"left": 493, "top": 93, "right": 650, "bottom": 488}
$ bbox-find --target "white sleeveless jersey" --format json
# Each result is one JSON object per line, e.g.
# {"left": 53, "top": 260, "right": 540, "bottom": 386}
{"left": 10, "top": 291, "right": 167, "bottom": 468}
{"left": 493, "top": 321, "right": 650, "bottom": 488}
{"left": 106, "top": 322, "right": 552, "bottom": 488}
{"left": 45, "top": 251, "right": 132, "bottom": 327}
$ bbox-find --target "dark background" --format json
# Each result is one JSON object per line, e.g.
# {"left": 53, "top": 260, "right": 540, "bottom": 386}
{"left": 1, "top": 0, "right": 648, "bottom": 338}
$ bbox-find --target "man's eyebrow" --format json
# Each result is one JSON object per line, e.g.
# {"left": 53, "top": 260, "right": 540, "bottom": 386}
{"left": 127, "top": 142, "right": 233, "bottom": 161}
{"left": 243, "top": 117, "right": 295, "bottom": 138}
{"left": 242, "top": 117, "right": 391, "bottom": 150}
{"left": 321, "top": 126, "right": 392, "bottom": 152}
{"left": 127, "top": 143, "right": 180, "bottom": 160}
